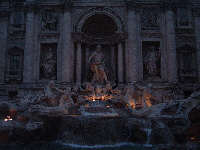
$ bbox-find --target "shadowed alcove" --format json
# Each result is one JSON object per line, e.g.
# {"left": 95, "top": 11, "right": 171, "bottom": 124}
{"left": 76, "top": 14, "right": 122, "bottom": 83}
{"left": 82, "top": 14, "right": 118, "bottom": 37}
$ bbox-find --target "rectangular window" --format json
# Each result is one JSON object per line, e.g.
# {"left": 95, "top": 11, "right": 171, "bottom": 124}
{"left": 9, "top": 55, "right": 20, "bottom": 75}
{"left": 177, "top": 8, "right": 191, "bottom": 28}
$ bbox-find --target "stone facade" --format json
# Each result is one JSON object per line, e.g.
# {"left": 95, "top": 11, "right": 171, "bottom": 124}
{"left": 0, "top": 0, "right": 200, "bottom": 97}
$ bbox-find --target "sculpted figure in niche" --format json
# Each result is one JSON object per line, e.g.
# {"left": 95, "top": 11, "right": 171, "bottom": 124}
{"left": 89, "top": 45, "right": 108, "bottom": 84}
{"left": 144, "top": 46, "right": 160, "bottom": 77}
{"left": 41, "top": 47, "right": 57, "bottom": 80}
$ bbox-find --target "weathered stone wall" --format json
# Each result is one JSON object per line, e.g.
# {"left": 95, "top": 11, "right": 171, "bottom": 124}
{"left": 0, "top": 0, "right": 199, "bottom": 93}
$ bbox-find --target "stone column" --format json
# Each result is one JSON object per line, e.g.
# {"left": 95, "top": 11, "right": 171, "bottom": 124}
{"left": 118, "top": 43, "right": 124, "bottom": 83}
{"left": 111, "top": 46, "right": 116, "bottom": 78}
{"left": 194, "top": 9, "right": 200, "bottom": 82}
{"left": 23, "top": 3, "right": 35, "bottom": 83}
{"left": 76, "top": 43, "right": 82, "bottom": 84}
{"left": 33, "top": 12, "right": 40, "bottom": 82}
{"left": 127, "top": 3, "right": 140, "bottom": 83}
{"left": 165, "top": 8, "right": 177, "bottom": 83}
{"left": 160, "top": 11, "right": 168, "bottom": 82}
{"left": 85, "top": 46, "right": 90, "bottom": 82}
{"left": 0, "top": 13, "right": 8, "bottom": 83}
{"left": 62, "top": 2, "right": 73, "bottom": 83}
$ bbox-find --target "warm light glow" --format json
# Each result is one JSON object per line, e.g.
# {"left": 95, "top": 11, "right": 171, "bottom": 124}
{"left": 145, "top": 96, "right": 152, "bottom": 107}
{"left": 191, "top": 137, "right": 196, "bottom": 140}
{"left": 130, "top": 100, "right": 136, "bottom": 109}
{"left": 85, "top": 94, "right": 113, "bottom": 101}
{"left": 4, "top": 116, "right": 12, "bottom": 122}
{"left": 101, "top": 96, "right": 105, "bottom": 101}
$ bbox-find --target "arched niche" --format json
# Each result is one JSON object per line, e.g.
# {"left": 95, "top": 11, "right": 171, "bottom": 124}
{"left": 76, "top": 7, "right": 124, "bottom": 33}
{"left": 82, "top": 14, "right": 118, "bottom": 37}
{"left": 74, "top": 8, "right": 126, "bottom": 84}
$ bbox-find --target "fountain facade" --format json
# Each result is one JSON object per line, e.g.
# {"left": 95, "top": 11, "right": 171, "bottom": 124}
{"left": 0, "top": 0, "right": 200, "bottom": 149}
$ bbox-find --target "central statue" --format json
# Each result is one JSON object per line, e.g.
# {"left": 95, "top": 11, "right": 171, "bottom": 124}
{"left": 88, "top": 45, "right": 108, "bottom": 84}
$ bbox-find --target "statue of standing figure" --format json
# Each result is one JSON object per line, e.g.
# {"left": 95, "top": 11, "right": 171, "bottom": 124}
{"left": 144, "top": 46, "right": 160, "bottom": 77}
{"left": 88, "top": 45, "right": 108, "bottom": 84}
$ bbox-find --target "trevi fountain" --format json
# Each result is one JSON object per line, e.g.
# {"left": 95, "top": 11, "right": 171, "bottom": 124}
{"left": 0, "top": 0, "right": 200, "bottom": 150}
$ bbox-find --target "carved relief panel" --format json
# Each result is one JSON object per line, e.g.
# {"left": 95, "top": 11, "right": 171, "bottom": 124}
{"left": 40, "top": 9, "right": 59, "bottom": 33}
{"left": 141, "top": 8, "right": 160, "bottom": 30}
{"left": 9, "top": 11, "right": 25, "bottom": 35}
{"left": 142, "top": 41, "right": 161, "bottom": 81}
{"left": 39, "top": 43, "right": 57, "bottom": 80}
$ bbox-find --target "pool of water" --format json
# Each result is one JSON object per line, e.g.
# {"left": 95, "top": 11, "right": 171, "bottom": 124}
{"left": 0, "top": 142, "right": 155, "bottom": 150}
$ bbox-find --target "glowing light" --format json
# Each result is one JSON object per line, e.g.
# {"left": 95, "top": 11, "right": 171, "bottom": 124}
{"left": 191, "top": 137, "right": 196, "bottom": 141}
{"left": 86, "top": 94, "right": 113, "bottom": 102}
{"left": 4, "top": 116, "right": 12, "bottom": 122}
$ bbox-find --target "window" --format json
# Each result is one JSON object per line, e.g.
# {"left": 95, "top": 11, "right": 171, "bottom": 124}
{"left": 9, "top": 55, "right": 20, "bottom": 75}
{"left": 177, "top": 45, "right": 197, "bottom": 82}
{"left": 177, "top": 7, "right": 191, "bottom": 28}
{"left": 5, "top": 47, "right": 24, "bottom": 82}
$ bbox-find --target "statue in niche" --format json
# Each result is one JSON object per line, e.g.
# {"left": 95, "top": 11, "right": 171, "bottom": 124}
{"left": 88, "top": 45, "right": 108, "bottom": 84}
{"left": 41, "top": 10, "right": 58, "bottom": 32}
{"left": 143, "top": 45, "right": 160, "bottom": 79}
{"left": 40, "top": 44, "right": 57, "bottom": 80}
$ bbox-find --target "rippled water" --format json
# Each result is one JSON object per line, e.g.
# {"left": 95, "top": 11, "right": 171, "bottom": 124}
{"left": 0, "top": 142, "right": 155, "bottom": 150}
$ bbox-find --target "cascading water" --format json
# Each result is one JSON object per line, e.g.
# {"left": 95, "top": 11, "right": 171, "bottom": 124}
{"left": 144, "top": 120, "right": 152, "bottom": 147}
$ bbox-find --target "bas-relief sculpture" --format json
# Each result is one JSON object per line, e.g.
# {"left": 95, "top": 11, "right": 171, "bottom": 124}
{"left": 40, "top": 43, "right": 57, "bottom": 80}
{"left": 141, "top": 8, "right": 160, "bottom": 30}
{"left": 41, "top": 10, "right": 58, "bottom": 32}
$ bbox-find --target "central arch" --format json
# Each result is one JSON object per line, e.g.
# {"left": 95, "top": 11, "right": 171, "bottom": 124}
{"left": 82, "top": 14, "right": 118, "bottom": 37}
{"left": 74, "top": 8, "right": 125, "bottom": 84}
{"left": 76, "top": 7, "right": 124, "bottom": 33}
